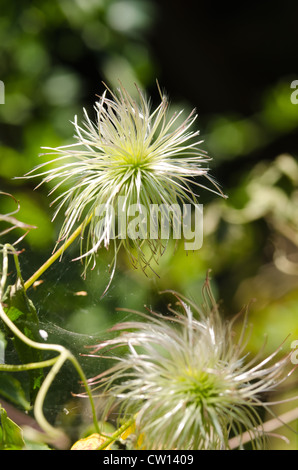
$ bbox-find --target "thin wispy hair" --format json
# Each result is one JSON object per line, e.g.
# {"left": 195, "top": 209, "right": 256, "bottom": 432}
{"left": 24, "top": 83, "right": 225, "bottom": 289}
{"left": 86, "top": 276, "right": 294, "bottom": 450}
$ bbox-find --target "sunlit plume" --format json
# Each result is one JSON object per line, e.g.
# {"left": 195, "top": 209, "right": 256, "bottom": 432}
{"left": 24, "top": 83, "right": 225, "bottom": 291}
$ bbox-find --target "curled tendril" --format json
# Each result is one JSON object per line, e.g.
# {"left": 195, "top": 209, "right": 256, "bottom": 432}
{"left": 0, "top": 244, "right": 100, "bottom": 447}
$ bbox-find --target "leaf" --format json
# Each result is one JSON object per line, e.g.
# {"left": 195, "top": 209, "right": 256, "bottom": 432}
{"left": 3, "top": 277, "right": 39, "bottom": 325}
{"left": 23, "top": 439, "right": 52, "bottom": 450}
{"left": 0, "top": 374, "right": 31, "bottom": 411}
{"left": 0, "top": 404, "right": 25, "bottom": 450}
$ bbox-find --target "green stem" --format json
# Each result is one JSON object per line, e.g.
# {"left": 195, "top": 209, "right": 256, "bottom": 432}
{"left": 33, "top": 350, "right": 70, "bottom": 437}
{"left": 0, "top": 358, "right": 57, "bottom": 372}
{"left": 97, "top": 416, "right": 135, "bottom": 450}
{"left": 1, "top": 219, "right": 99, "bottom": 438}
{"left": 0, "top": 300, "right": 100, "bottom": 438}
{"left": 65, "top": 353, "right": 100, "bottom": 438}
{"left": 24, "top": 222, "right": 86, "bottom": 291}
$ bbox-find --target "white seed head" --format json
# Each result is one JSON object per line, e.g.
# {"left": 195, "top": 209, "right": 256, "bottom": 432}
{"left": 88, "top": 277, "right": 292, "bottom": 450}
{"left": 25, "top": 83, "right": 224, "bottom": 286}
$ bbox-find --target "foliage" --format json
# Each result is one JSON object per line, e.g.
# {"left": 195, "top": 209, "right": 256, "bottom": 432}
{"left": 0, "top": 404, "right": 26, "bottom": 450}
{"left": 0, "top": 0, "right": 298, "bottom": 451}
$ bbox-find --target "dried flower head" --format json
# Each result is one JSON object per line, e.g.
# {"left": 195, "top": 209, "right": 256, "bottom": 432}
{"left": 24, "top": 83, "right": 224, "bottom": 285}
{"left": 87, "top": 277, "right": 293, "bottom": 450}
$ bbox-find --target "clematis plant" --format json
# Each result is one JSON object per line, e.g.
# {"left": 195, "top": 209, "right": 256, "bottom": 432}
{"left": 1, "top": 83, "right": 296, "bottom": 451}
{"left": 23, "top": 83, "right": 225, "bottom": 293}
{"left": 85, "top": 275, "right": 296, "bottom": 450}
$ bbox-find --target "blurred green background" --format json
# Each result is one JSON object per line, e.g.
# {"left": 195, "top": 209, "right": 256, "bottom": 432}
{"left": 0, "top": 0, "right": 298, "bottom": 449}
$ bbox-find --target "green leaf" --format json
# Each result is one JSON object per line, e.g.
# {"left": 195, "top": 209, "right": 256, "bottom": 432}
{"left": 0, "top": 374, "right": 31, "bottom": 411}
{"left": 3, "top": 277, "right": 39, "bottom": 325}
{"left": 23, "top": 439, "right": 52, "bottom": 450}
{"left": 0, "top": 404, "right": 26, "bottom": 450}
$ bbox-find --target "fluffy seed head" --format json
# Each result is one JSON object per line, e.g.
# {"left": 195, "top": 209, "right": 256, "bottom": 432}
{"left": 87, "top": 277, "right": 292, "bottom": 450}
{"left": 25, "top": 83, "right": 224, "bottom": 285}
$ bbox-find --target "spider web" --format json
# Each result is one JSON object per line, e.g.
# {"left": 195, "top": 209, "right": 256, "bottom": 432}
{"left": 8, "top": 246, "right": 152, "bottom": 436}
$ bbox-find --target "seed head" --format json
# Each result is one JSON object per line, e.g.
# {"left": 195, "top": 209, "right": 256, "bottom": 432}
{"left": 25, "top": 83, "right": 224, "bottom": 286}
{"left": 87, "top": 277, "right": 292, "bottom": 450}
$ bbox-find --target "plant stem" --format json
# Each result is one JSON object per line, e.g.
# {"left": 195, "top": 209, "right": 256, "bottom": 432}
{"left": 2, "top": 222, "right": 101, "bottom": 438}
{"left": 0, "top": 358, "right": 57, "bottom": 372}
{"left": 24, "top": 225, "right": 82, "bottom": 291}
{"left": 24, "top": 215, "right": 92, "bottom": 291}
{"left": 97, "top": 416, "right": 135, "bottom": 450}
{"left": 229, "top": 406, "right": 298, "bottom": 449}
{"left": 0, "top": 301, "right": 100, "bottom": 438}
